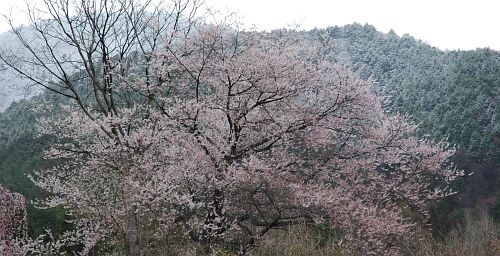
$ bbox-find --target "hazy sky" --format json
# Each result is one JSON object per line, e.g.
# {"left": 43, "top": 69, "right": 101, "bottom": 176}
{"left": 1, "top": 0, "right": 499, "bottom": 51}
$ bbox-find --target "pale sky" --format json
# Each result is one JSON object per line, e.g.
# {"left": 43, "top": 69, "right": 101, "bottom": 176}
{"left": 1, "top": 0, "right": 499, "bottom": 51}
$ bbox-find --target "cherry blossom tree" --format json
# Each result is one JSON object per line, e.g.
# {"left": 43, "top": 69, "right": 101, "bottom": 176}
{"left": 29, "top": 26, "right": 460, "bottom": 255}
{"left": 0, "top": 185, "right": 27, "bottom": 256}
{"left": 0, "top": 1, "right": 461, "bottom": 255}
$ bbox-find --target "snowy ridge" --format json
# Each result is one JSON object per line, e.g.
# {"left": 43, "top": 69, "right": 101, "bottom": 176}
{"left": 0, "top": 26, "right": 77, "bottom": 112}
{"left": 0, "top": 30, "right": 41, "bottom": 112}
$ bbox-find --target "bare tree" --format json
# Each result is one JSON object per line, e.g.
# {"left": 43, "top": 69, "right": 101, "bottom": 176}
{"left": 0, "top": 0, "right": 201, "bottom": 118}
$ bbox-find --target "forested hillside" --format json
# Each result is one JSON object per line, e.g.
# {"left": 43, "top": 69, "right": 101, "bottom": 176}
{"left": 313, "top": 23, "right": 500, "bottom": 219}
{"left": 0, "top": 18, "right": 498, "bottom": 255}
{"left": 319, "top": 24, "right": 500, "bottom": 157}
{"left": 0, "top": 96, "right": 67, "bottom": 238}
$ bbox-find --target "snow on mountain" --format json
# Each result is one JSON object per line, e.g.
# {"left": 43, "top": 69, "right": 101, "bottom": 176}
{"left": 0, "top": 29, "right": 45, "bottom": 112}
{"left": 0, "top": 26, "right": 77, "bottom": 112}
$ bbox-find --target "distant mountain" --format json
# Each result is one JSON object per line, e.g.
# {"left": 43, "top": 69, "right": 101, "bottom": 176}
{"left": 0, "top": 31, "right": 40, "bottom": 112}
{"left": 0, "top": 27, "right": 77, "bottom": 112}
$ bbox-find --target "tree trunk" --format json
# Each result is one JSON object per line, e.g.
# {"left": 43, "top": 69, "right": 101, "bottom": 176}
{"left": 127, "top": 206, "right": 140, "bottom": 256}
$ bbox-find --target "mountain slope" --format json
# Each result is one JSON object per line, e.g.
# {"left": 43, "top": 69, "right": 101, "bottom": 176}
{"left": 315, "top": 24, "right": 500, "bottom": 156}
{"left": 312, "top": 24, "right": 500, "bottom": 218}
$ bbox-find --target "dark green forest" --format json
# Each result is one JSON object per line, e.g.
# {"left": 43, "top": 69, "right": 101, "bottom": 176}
{"left": 0, "top": 23, "right": 498, "bottom": 250}
{"left": 313, "top": 24, "right": 500, "bottom": 224}
{"left": 321, "top": 24, "right": 500, "bottom": 157}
